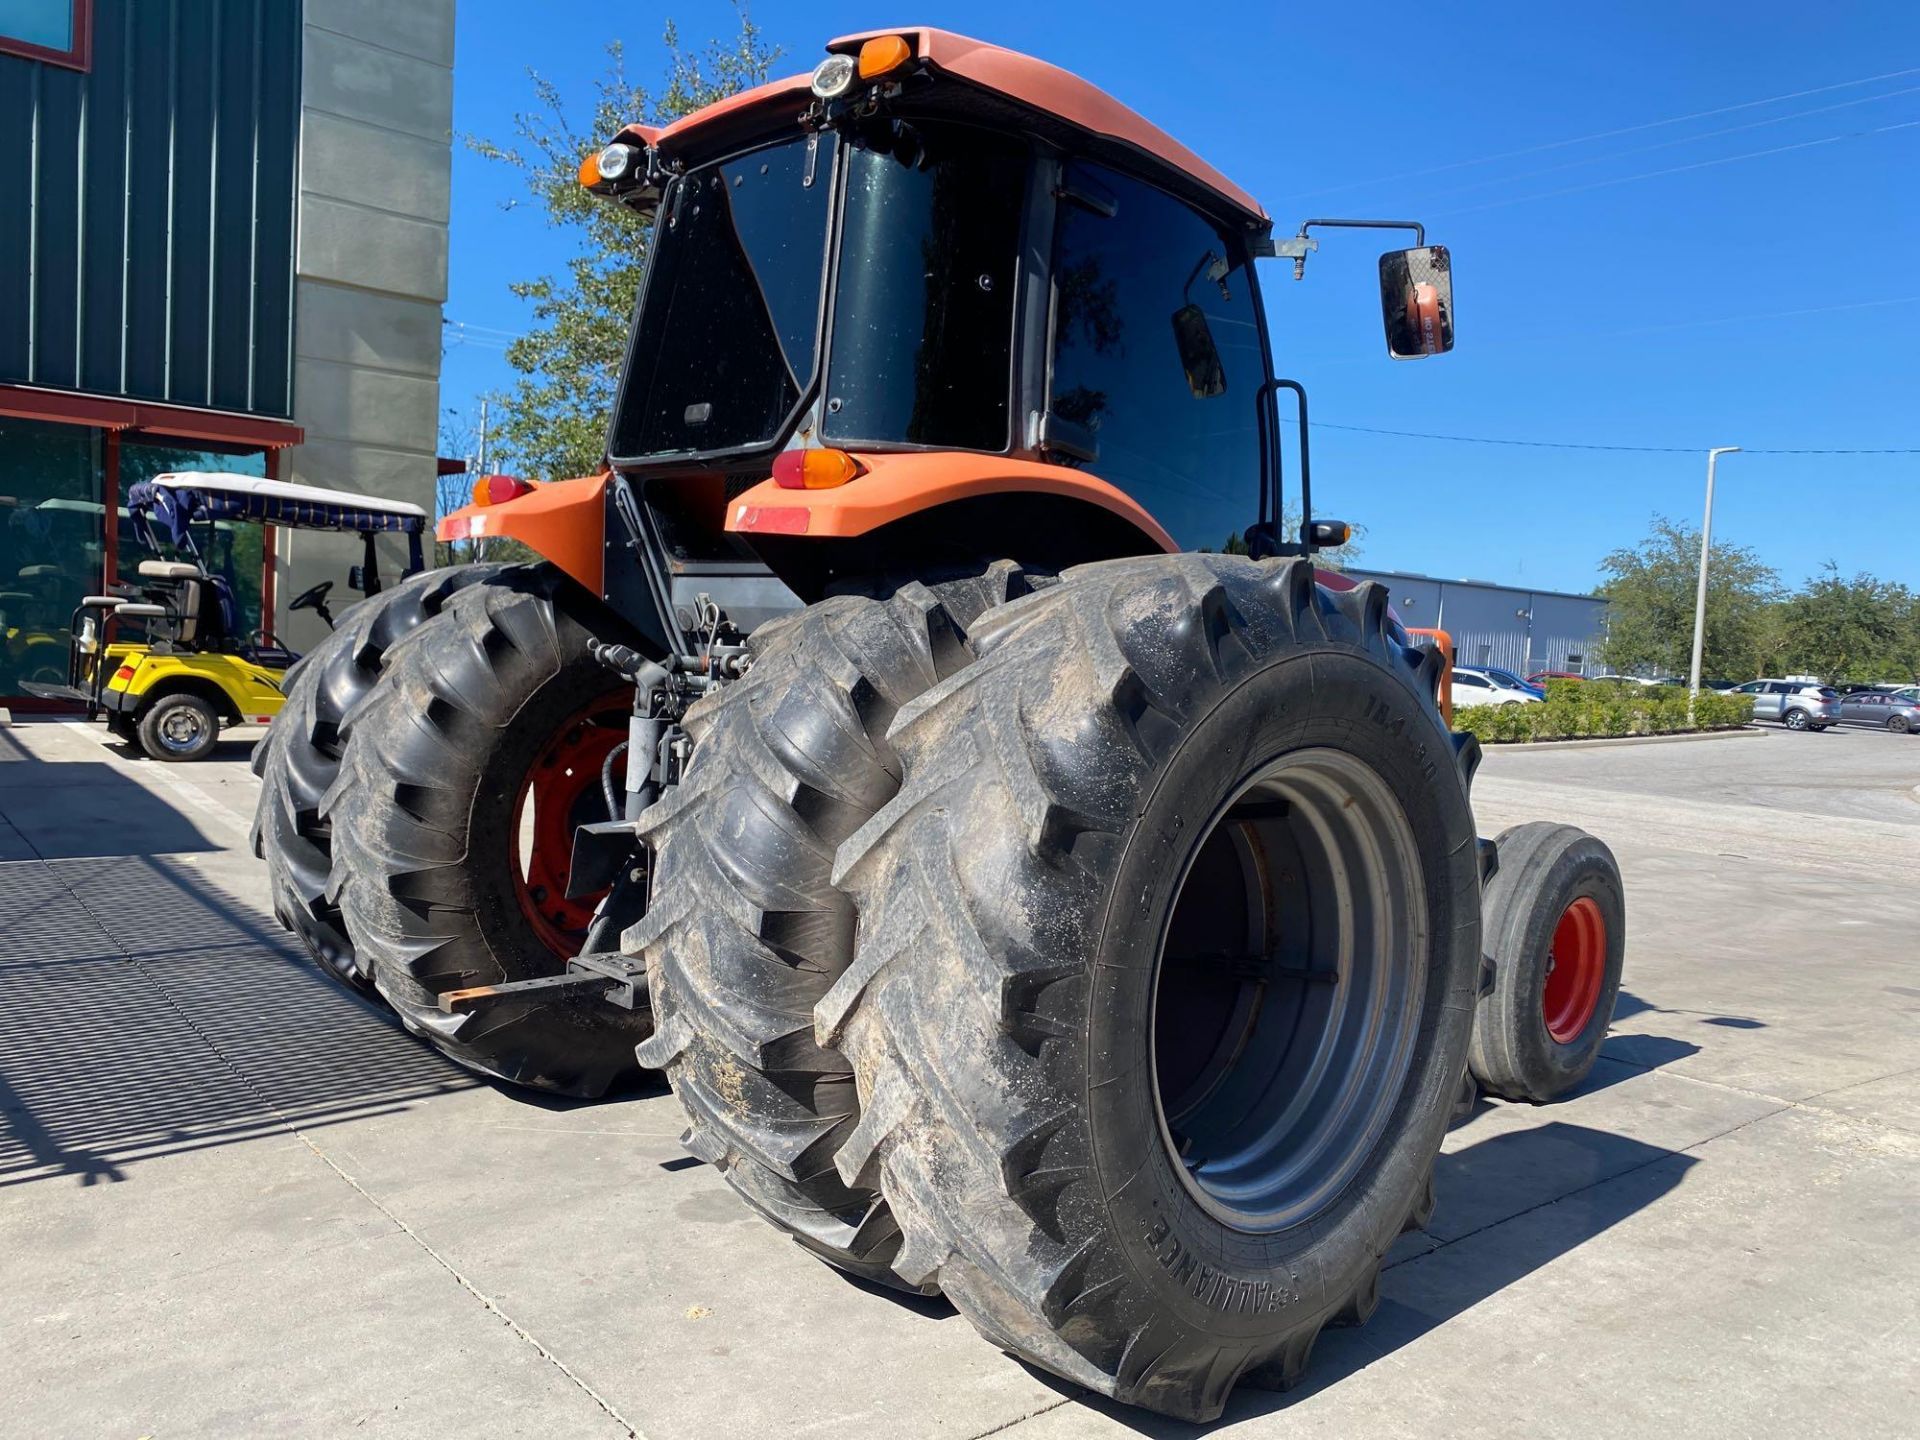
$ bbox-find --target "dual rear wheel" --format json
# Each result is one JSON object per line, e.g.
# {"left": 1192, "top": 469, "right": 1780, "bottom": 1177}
{"left": 252, "top": 564, "right": 649, "bottom": 1096}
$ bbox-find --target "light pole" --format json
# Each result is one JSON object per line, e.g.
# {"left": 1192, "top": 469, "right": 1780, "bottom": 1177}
{"left": 1687, "top": 446, "right": 1741, "bottom": 714}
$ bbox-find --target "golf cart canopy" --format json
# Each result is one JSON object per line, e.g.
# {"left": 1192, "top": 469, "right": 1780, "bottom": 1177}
{"left": 128, "top": 471, "right": 427, "bottom": 580}
{"left": 128, "top": 472, "right": 427, "bottom": 539}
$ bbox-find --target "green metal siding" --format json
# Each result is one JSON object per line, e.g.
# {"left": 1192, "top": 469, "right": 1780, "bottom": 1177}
{"left": 0, "top": 0, "right": 301, "bottom": 418}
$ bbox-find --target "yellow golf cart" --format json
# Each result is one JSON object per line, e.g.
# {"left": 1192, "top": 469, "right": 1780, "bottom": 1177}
{"left": 31, "top": 471, "right": 426, "bottom": 760}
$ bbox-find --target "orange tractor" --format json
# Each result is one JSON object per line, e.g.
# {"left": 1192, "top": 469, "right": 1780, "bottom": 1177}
{"left": 254, "top": 28, "right": 1624, "bottom": 1421}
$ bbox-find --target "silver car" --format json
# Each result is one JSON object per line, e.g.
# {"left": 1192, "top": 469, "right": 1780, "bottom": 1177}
{"left": 1836, "top": 689, "right": 1920, "bottom": 734}
{"left": 1731, "top": 679, "right": 1840, "bottom": 731}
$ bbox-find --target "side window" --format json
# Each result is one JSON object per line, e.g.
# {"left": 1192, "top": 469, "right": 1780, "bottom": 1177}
{"left": 1048, "top": 162, "right": 1263, "bottom": 552}
{"left": 1455, "top": 673, "right": 1489, "bottom": 688}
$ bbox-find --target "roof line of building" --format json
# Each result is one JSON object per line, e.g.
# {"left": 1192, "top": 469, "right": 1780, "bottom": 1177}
{"left": 1344, "top": 567, "right": 1606, "bottom": 605}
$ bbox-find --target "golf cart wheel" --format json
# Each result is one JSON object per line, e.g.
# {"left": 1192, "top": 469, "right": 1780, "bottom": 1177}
{"left": 632, "top": 563, "right": 1043, "bottom": 1291}
{"left": 138, "top": 692, "right": 220, "bottom": 761}
{"left": 1468, "top": 823, "right": 1626, "bottom": 1104}
{"left": 327, "top": 564, "right": 649, "bottom": 1097}
{"left": 819, "top": 556, "right": 1483, "bottom": 1421}
{"left": 252, "top": 567, "right": 504, "bottom": 990}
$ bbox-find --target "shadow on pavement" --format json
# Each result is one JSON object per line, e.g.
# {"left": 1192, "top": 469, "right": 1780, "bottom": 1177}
{"left": 1047, "top": 1120, "right": 1696, "bottom": 1435}
{"left": 0, "top": 736, "right": 477, "bottom": 1189}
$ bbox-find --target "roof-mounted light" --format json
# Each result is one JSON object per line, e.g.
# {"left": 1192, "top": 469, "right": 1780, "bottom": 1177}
{"left": 857, "top": 35, "right": 912, "bottom": 80}
{"left": 596, "top": 143, "right": 639, "bottom": 182}
{"left": 811, "top": 53, "right": 857, "bottom": 99}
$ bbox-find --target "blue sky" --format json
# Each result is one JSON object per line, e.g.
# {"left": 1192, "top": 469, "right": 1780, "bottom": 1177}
{"left": 443, "top": 1, "right": 1920, "bottom": 594}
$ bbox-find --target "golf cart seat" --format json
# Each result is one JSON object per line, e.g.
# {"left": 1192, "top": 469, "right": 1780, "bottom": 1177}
{"left": 138, "top": 560, "right": 201, "bottom": 580}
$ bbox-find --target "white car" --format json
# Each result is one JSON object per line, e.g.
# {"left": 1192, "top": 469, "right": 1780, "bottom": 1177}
{"left": 1451, "top": 667, "right": 1543, "bottom": 708}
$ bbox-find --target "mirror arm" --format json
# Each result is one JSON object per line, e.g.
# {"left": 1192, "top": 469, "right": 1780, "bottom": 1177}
{"left": 1257, "top": 218, "right": 1428, "bottom": 279}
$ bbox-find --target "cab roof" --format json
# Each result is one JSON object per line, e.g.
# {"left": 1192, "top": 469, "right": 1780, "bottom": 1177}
{"left": 615, "top": 26, "right": 1268, "bottom": 232}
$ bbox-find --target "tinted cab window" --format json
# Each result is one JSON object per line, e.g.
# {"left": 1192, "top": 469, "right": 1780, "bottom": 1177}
{"left": 1048, "top": 162, "right": 1264, "bottom": 551}
{"left": 825, "top": 123, "right": 1027, "bottom": 451}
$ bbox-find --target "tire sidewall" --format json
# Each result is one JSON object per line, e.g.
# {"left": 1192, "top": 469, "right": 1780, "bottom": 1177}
{"left": 448, "top": 652, "right": 623, "bottom": 986}
{"left": 1084, "top": 645, "right": 1480, "bottom": 1340}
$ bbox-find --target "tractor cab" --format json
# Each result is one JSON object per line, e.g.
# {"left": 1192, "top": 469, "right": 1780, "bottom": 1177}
{"left": 562, "top": 27, "right": 1454, "bottom": 615}
{"left": 31, "top": 471, "right": 427, "bottom": 760}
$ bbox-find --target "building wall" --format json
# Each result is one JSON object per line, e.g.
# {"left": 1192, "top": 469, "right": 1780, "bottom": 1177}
{"left": 278, "top": 0, "right": 453, "bottom": 649}
{"left": 1348, "top": 569, "right": 1610, "bottom": 677}
{"left": 0, "top": 0, "right": 302, "bottom": 414}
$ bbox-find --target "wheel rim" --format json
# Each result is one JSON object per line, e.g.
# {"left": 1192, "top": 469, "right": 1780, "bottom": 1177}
{"left": 156, "top": 705, "right": 209, "bottom": 753}
{"left": 1542, "top": 895, "right": 1607, "bottom": 1044}
{"left": 510, "top": 697, "right": 627, "bottom": 959}
{"left": 1785, "top": 710, "right": 1806, "bottom": 729}
{"left": 1150, "top": 747, "right": 1427, "bottom": 1232}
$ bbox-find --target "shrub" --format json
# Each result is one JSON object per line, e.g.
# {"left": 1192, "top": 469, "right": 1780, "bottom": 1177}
{"left": 1452, "top": 679, "right": 1753, "bottom": 744}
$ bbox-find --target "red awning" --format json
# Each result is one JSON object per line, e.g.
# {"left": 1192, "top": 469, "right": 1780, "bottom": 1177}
{"left": 0, "top": 384, "right": 304, "bottom": 449}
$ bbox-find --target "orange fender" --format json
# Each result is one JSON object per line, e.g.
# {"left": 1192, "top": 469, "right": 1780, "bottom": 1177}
{"left": 438, "top": 473, "right": 610, "bottom": 594}
{"left": 725, "top": 451, "right": 1177, "bottom": 552}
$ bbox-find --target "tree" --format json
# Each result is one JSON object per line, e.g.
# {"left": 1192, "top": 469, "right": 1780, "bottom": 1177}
{"left": 468, "top": 12, "right": 780, "bottom": 480}
{"left": 1776, "top": 564, "right": 1913, "bottom": 683}
{"left": 1598, "top": 515, "right": 1779, "bottom": 679}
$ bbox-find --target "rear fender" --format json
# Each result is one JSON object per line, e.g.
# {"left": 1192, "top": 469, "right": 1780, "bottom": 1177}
{"left": 725, "top": 452, "right": 1176, "bottom": 553}
{"left": 438, "top": 473, "right": 611, "bottom": 595}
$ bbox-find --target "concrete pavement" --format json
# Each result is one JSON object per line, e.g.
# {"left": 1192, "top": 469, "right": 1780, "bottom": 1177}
{"left": 1, "top": 719, "right": 1915, "bottom": 1437}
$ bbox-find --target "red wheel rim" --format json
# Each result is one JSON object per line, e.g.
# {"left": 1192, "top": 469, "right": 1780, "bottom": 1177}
{"left": 510, "top": 697, "right": 627, "bottom": 960}
{"left": 1542, "top": 895, "right": 1607, "bottom": 1044}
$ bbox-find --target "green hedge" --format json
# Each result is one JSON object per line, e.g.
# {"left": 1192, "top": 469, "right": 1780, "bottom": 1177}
{"left": 1453, "top": 680, "right": 1754, "bottom": 744}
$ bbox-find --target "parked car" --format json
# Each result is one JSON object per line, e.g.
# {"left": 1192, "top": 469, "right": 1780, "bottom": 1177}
{"left": 1835, "top": 689, "right": 1920, "bottom": 733}
{"left": 1589, "top": 673, "right": 1654, "bottom": 687}
{"left": 1452, "top": 667, "right": 1543, "bottom": 708}
{"left": 1527, "top": 669, "right": 1585, "bottom": 685}
{"left": 1470, "top": 664, "right": 1545, "bottom": 698}
{"left": 1730, "top": 679, "right": 1840, "bottom": 731}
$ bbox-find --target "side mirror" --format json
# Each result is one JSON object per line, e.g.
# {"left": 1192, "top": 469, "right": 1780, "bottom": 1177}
{"left": 1170, "top": 306, "right": 1227, "bottom": 398}
{"left": 347, "top": 565, "right": 367, "bottom": 593}
{"left": 1379, "top": 245, "right": 1454, "bottom": 358}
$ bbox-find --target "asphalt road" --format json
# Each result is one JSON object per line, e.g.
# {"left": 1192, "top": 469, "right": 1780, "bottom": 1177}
{"left": 1, "top": 719, "right": 1915, "bottom": 1438}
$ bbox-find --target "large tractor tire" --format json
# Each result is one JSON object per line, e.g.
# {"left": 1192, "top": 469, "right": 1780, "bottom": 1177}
{"left": 1468, "top": 822, "right": 1626, "bottom": 1103}
{"left": 252, "top": 567, "right": 503, "bottom": 990}
{"left": 631, "top": 564, "right": 1043, "bottom": 1289}
{"left": 817, "top": 555, "right": 1483, "bottom": 1422}
{"left": 325, "top": 564, "right": 647, "bottom": 1097}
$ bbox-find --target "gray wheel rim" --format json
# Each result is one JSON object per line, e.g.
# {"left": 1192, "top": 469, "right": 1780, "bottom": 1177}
{"left": 156, "top": 706, "right": 209, "bottom": 754}
{"left": 1150, "top": 746, "right": 1427, "bottom": 1232}
{"left": 1785, "top": 710, "right": 1807, "bottom": 729}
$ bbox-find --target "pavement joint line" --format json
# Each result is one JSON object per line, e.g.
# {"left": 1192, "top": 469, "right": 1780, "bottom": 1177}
{"left": 23, "top": 844, "right": 646, "bottom": 1440}
{"left": 1597, "top": 1048, "right": 1920, "bottom": 1136}
{"left": 963, "top": 1395, "right": 1083, "bottom": 1438}
{"left": 1388, "top": 1098, "right": 1796, "bottom": 1277}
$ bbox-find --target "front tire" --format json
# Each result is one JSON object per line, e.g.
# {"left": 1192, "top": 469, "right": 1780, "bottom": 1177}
{"left": 138, "top": 692, "right": 220, "bottom": 761}
{"left": 1468, "top": 823, "right": 1626, "bottom": 1103}
{"left": 819, "top": 556, "right": 1483, "bottom": 1421}
{"left": 326, "top": 565, "right": 648, "bottom": 1096}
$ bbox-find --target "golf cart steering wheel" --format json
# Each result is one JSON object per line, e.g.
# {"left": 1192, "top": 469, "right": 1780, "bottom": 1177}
{"left": 288, "top": 580, "right": 332, "bottom": 614}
